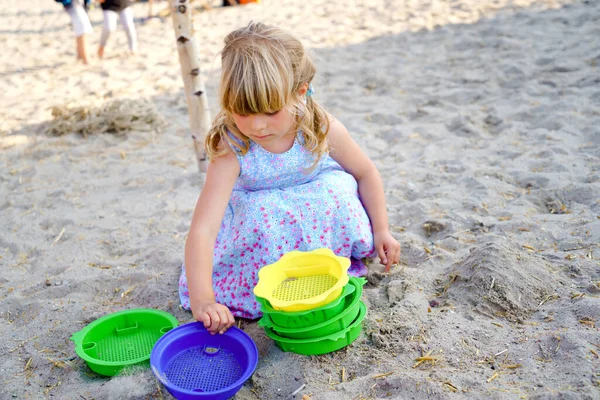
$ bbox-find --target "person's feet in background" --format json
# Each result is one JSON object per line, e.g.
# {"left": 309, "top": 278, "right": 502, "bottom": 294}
{"left": 76, "top": 35, "right": 90, "bottom": 64}
{"left": 58, "top": 0, "right": 93, "bottom": 64}
{"left": 98, "top": 0, "right": 138, "bottom": 59}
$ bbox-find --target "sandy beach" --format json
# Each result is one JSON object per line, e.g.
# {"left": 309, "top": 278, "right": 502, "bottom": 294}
{"left": 1, "top": 0, "right": 599, "bottom": 398}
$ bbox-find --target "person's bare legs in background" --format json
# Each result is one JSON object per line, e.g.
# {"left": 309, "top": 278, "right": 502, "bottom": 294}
{"left": 98, "top": 5, "right": 138, "bottom": 58}
{"left": 76, "top": 35, "right": 90, "bottom": 64}
{"left": 64, "top": 0, "right": 93, "bottom": 64}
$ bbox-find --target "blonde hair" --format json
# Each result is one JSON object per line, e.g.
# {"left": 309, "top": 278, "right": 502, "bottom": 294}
{"left": 206, "top": 22, "right": 330, "bottom": 164}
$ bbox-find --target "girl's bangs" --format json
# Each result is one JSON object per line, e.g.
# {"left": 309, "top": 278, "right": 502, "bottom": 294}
{"left": 222, "top": 56, "right": 290, "bottom": 116}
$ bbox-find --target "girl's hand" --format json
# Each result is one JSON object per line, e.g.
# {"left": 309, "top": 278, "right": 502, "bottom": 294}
{"left": 374, "top": 230, "right": 401, "bottom": 272}
{"left": 192, "top": 300, "right": 236, "bottom": 335}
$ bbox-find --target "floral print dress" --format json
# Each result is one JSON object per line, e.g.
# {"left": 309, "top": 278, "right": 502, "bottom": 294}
{"left": 179, "top": 133, "right": 374, "bottom": 319}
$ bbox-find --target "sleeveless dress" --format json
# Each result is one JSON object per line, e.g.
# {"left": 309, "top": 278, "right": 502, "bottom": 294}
{"left": 179, "top": 132, "right": 374, "bottom": 319}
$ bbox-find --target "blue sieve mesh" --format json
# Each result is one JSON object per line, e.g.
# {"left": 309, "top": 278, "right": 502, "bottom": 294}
{"left": 164, "top": 347, "right": 243, "bottom": 392}
{"left": 95, "top": 329, "right": 162, "bottom": 362}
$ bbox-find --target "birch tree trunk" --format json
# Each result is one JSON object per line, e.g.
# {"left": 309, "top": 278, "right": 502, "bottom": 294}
{"left": 171, "top": 0, "right": 210, "bottom": 173}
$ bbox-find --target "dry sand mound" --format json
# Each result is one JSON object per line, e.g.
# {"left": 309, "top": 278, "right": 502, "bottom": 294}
{"left": 441, "top": 241, "right": 559, "bottom": 321}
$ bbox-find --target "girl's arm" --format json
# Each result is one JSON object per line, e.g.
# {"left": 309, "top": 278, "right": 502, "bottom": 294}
{"left": 327, "top": 118, "right": 401, "bottom": 271}
{"left": 185, "top": 147, "right": 240, "bottom": 333}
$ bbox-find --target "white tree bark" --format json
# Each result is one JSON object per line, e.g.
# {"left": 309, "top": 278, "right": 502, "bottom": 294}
{"left": 171, "top": 0, "right": 210, "bottom": 173}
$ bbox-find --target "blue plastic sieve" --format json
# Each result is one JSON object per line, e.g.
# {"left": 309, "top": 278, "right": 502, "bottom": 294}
{"left": 150, "top": 322, "right": 258, "bottom": 400}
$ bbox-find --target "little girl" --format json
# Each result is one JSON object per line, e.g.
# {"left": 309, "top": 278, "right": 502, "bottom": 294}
{"left": 97, "top": 0, "right": 138, "bottom": 58}
{"left": 179, "top": 22, "right": 401, "bottom": 334}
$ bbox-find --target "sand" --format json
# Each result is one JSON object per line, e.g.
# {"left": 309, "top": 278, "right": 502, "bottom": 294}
{"left": 1, "top": 0, "right": 599, "bottom": 398}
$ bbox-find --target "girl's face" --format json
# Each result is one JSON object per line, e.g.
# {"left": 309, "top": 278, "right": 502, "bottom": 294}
{"left": 231, "top": 106, "right": 297, "bottom": 144}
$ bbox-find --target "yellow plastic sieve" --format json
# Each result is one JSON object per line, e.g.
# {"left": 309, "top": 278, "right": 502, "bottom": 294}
{"left": 253, "top": 248, "right": 350, "bottom": 312}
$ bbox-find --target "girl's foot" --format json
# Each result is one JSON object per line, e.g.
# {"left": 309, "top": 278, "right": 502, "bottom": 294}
{"left": 97, "top": 46, "right": 105, "bottom": 59}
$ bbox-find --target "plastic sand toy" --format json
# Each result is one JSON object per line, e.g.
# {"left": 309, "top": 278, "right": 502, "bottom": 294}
{"left": 253, "top": 248, "right": 350, "bottom": 312}
{"left": 71, "top": 308, "right": 178, "bottom": 376}
{"left": 151, "top": 322, "right": 258, "bottom": 400}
